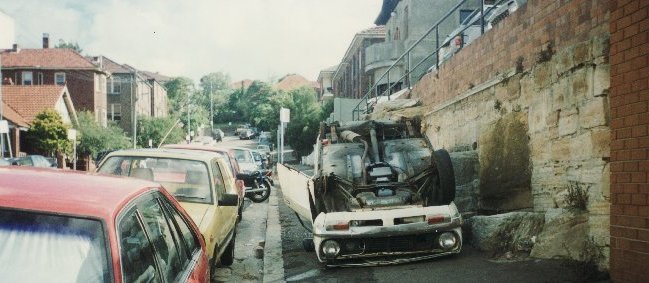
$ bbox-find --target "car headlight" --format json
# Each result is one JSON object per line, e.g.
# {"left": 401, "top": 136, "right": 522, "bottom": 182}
{"left": 321, "top": 240, "right": 341, "bottom": 258}
{"left": 438, "top": 232, "right": 457, "bottom": 250}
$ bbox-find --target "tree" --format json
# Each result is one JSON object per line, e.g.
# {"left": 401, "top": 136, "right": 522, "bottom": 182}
{"left": 284, "top": 87, "right": 322, "bottom": 157}
{"left": 137, "top": 116, "right": 184, "bottom": 147}
{"left": 24, "top": 109, "right": 71, "bottom": 156}
{"left": 55, "top": 39, "right": 83, "bottom": 53}
{"left": 321, "top": 99, "right": 334, "bottom": 120}
{"left": 164, "top": 77, "right": 195, "bottom": 116}
{"left": 77, "top": 111, "right": 130, "bottom": 159}
{"left": 199, "top": 72, "right": 232, "bottom": 126}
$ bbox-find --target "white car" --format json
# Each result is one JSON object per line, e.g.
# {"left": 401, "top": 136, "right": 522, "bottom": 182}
{"left": 278, "top": 119, "right": 462, "bottom": 266}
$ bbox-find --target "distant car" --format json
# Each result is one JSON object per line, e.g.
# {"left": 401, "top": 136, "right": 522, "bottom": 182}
{"left": 256, "top": 145, "right": 271, "bottom": 158}
{"left": 239, "top": 129, "right": 254, "bottom": 140}
{"left": 250, "top": 127, "right": 260, "bottom": 138}
{"left": 97, "top": 148, "right": 240, "bottom": 271}
{"left": 163, "top": 144, "right": 247, "bottom": 222}
{"left": 226, "top": 146, "right": 260, "bottom": 173}
{"left": 10, "top": 155, "right": 55, "bottom": 167}
{"left": 0, "top": 167, "right": 210, "bottom": 282}
{"left": 258, "top": 131, "right": 272, "bottom": 147}
{"left": 251, "top": 150, "right": 265, "bottom": 169}
{"left": 0, "top": 158, "right": 10, "bottom": 166}
{"left": 191, "top": 136, "right": 215, "bottom": 145}
{"left": 212, "top": 128, "right": 225, "bottom": 142}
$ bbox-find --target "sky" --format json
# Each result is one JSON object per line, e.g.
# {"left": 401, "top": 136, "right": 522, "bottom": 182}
{"left": 0, "top": 0, "right": 383, "bottom": 83}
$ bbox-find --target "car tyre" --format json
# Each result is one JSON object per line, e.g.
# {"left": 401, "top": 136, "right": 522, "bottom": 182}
{"left": 248, "top": 180, "right": 271, "bottom": 203}
{"left": 237, "top": 203, "right": 243, "bottom": 223}
{"left": 302, "top": 238, "right": 315, "bottom": 252}
{"left": 220, "top": 235, "right": 235, "bottom": 267}
{"left": 432, "top": 149, "right": 456, "bottom": 205}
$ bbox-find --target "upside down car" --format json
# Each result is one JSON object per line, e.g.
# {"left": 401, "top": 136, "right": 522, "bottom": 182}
{"left": 278, "top": 119, "right": 462, "bottom": 266}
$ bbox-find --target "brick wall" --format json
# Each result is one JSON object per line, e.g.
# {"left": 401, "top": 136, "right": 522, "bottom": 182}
{"left": 411, "top": 0, "right": 610, "bottom": 105}
{"left": 609, "top": 0, "right": 649, "bottom": 282}
{"left": 2, "top": 68, "right": 100, "bottom": 113}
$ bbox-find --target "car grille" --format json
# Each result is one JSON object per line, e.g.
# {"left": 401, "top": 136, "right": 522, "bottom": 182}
{"left": 339, "top": 233, "right": 438, "bottom": 255}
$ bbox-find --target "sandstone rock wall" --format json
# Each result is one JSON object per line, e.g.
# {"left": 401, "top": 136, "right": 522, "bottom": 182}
{"left": 376, "top": 0, "right": 612, "bottom": 267}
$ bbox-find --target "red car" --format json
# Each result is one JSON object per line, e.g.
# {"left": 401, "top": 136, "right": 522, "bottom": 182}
{"left": 0, "top": 167, "right": 210, "bottom": 283}
{"left": 163, "top": 144, "right": 246, "bottom": 221}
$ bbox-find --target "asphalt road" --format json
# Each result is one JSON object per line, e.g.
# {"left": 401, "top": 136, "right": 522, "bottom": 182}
{"left": 276, "top": 187, "right": 590, "bottom": 283}
{"left": 208, "top": 135, "right": 597, "bottom": 282}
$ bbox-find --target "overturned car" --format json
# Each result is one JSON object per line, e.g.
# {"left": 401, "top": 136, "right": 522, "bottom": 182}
{"left": 278, "top": 119, "right": 462, "bottom": 266}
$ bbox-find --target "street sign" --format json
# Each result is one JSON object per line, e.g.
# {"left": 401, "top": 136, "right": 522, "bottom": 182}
{"left": 0, "top": 120, "right": 8, "bottom": 134}
{"left": 280, "top": 108, "right": 290, "bottom": 123}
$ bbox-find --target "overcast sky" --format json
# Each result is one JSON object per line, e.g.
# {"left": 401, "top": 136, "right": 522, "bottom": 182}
{"left": 1, "top": 0, "right": 383, "bottom": 83}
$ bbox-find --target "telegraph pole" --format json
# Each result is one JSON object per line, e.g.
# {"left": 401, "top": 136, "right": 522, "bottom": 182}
{"left": 187, "top": 90, "right": 191, "bottom": 142}
{"left": 131, "top": 70, "right": 137, "bottom": 148}
{"left": 210, "top": 80, "right": 213, "bottom": 133}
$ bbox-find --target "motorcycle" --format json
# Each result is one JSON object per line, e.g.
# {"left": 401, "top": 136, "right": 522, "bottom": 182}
{"left": 237, "top": 169, "right": 273, "bottom": 203}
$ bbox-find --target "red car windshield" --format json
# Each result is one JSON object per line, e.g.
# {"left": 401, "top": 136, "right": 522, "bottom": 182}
{"left": 0, "top": 209, "right": 110, "bottom": 283}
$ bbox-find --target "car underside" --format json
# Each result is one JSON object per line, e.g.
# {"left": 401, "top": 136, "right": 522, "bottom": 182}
{"left": 279, "top": 119, "right": 462, "bottom": 266}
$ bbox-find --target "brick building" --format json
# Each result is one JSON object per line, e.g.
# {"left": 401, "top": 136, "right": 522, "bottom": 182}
{"left": 332, "top": 26, "right": 386, "bottom": 99}
{"left": 1, "top": 38, "right": 107, "bottom": 126}
{"left": 88, "top": 56, "right": 169, "bottom": 136}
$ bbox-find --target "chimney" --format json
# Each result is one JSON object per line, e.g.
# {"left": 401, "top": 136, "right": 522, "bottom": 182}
{"left": 12, "top": 43, "right": 19, "bottom": 52}
{"left": 43, "top": 33, "right": 50, "bottom": 49}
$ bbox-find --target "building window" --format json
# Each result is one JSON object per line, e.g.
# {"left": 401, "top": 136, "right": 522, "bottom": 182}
{"left": 55, "top": 72, "right": 66, "bottom": 85}
{"left": 109, "top": 103, "right": 122, "bottom": 121}
{"left": 110, "top": 77, "right": 121, "bottom": 94}
{"left": 37, "top": 73, "right": 44, "bottom": 85}
{"left": 22, "top": 71, "right": 33, "bottom": 85}
{"left": 460, "top": 9, "right": 475, "bottom": 25}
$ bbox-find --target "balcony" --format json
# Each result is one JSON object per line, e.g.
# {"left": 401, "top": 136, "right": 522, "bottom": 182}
{"left": 365, "top": 41, "right": 406, "bottom": 73}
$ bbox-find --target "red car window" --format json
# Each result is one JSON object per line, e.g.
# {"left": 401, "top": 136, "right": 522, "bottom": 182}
{"left": 118, "top": 210, "right": 162, "bottom": 283}
{"left": 0, "top": 209, "right": 110, "bottom": 283}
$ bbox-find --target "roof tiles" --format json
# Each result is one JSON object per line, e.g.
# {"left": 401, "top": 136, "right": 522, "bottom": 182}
{"left": 1, "top": 48, "right": 97, "bottom": 70}
{"left": 1, "top": 85, "right": 66, "bottom": 123}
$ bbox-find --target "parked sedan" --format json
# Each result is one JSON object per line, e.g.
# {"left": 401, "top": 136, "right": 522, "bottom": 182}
{"left": 163, "top": 144, "right": 247, "bottom": 222}
{"left": 10, "top": 154, "right": 56, "bottom": 167}
{"left": 239, "top": 129, "right": 254, "bottom": 140}
{"left": 97, "top": 149, "right": 239, "bottom": 272}
{"left": 227, "top": 146, "right": 261, "bottom": 173}
{"left": 0, "top": 167, "right": 209, "bottom": 282}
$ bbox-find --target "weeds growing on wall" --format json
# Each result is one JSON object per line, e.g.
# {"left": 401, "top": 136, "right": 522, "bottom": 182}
{"left": 566, "top": 182, "right": 589, "bottom": 211}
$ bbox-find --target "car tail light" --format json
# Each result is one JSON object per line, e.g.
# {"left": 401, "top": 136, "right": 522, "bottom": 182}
{"left": 427, "top": 215, "right": 447, "bottom": 225}
{"left": 326, "top": 222, "right": 350, "bottom": 231}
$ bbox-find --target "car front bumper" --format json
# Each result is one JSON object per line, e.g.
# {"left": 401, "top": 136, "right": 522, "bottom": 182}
{"left": 312, "top": 204, "right": 463, "bottom": 266}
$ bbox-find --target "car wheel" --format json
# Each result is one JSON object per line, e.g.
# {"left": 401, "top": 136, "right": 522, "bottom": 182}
{"left": 431, "top": 149, "right": 456, "bottom": 205}
{"left": 302, "top": 238, "right": 315, "bottom": 252}
{"left": 237, "top": 203, "right": 243, "bottom": 223}
{"left": 220, "top": 235, "right": 235, "bottom": 267}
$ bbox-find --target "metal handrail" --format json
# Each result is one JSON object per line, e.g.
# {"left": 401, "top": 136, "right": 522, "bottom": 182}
{"left": 352, "top": 0, "right": 511, "bottom": 120}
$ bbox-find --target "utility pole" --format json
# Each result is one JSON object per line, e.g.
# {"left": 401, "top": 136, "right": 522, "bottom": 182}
{"left": 210, "top": 80, "right": 214, "bottom": 133}
{"left": 187, "top": 90, "right": 191, "bottom": 142}
{"left": 131, "top": 70, "right": 138, "bottom": 148}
